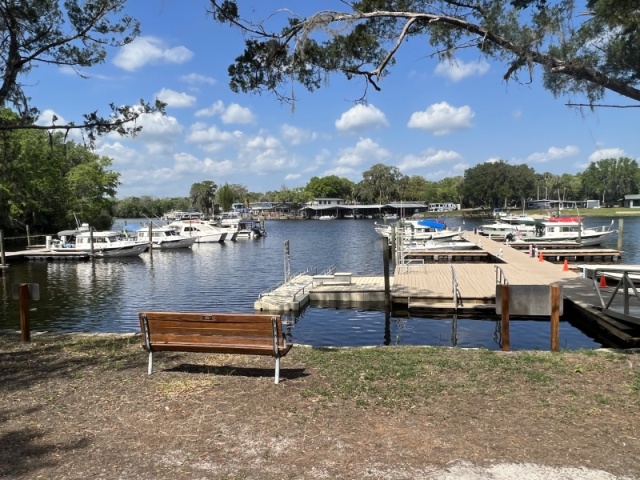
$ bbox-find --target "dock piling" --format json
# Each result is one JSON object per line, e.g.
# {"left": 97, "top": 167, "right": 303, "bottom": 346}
{"left": 500, "top": 284, "right": 510, "bottom": 352}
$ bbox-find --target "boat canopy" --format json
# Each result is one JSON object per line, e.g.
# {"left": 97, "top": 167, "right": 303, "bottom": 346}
{"left": 416, "top": 219, "right": 446, "bottom": 230}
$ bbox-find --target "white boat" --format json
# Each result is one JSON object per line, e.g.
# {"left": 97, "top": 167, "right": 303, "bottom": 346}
{"left": 168, "top": 220, "right": 228, "bottom": 243}
{"left": 218, "top": 218, "right": 266, "bottom": 238}
{"left": 318, "top": 215, "right": 335, "bottom": 220}
{"left": 136, "top": 225, "right": 197, "bottom": 249}
{"left": 479, "top": 213, "right": 537, "bottom": 239}
{"left": 403, "top": 240, "right": 478, "bottom": 251}
{"left": 375, "top": 219, "right": 463, "bottom": 242}
{"left": 514, "top": 219, "right": 617, "bottom": 246}
{"left": 52, "top": 230, "right": 148, "bottom": 257}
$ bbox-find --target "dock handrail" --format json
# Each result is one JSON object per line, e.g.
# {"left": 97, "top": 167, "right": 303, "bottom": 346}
{"left": 451, "top": 265, "right": 463, "bottom": 310}
{"left": 592, "top": 267, "right": 640, "bottom": 325}
{"left": 259, "top": 265, "right": 319, "bottom": 298}
{"left": 494, "top": 265, "right": 510, "bottom": 285}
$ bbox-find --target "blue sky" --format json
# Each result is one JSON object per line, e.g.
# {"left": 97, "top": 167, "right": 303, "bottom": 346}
{"left": 27, "top": 1, "right": 638, "bottom": 199}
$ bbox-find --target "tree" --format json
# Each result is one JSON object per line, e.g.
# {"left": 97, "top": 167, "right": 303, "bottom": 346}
{"left": 305, "top": 175, "right": 355, "bottom": 200}
{"left": 355, "top": 163, "right": 405, "bottom": 204}
{"left": 0, "top": 109, "right": 121, "bottom": 233}
{"left": 0, "top": 0, "right": 164, "bottom": 139}
{"left": 460, "top": 160, "right": 534, "bottom": 208}
{"left": 216, "top": 183, "right": 235, "bottom": 212}
{"left": 210, "top": 1, "right": 640, "bottom": 106}
{"left": 581, "top": 157, "right": 640, "bottom": 204}
{"left": 189, "top": 181, "right": 217, "bottom": 215}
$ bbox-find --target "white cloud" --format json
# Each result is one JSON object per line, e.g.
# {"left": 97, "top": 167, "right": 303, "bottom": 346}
{"left": 180, "top": 73, "right": 216, "bottom": 85}
{"left": 113, "top": 36, "right": 193, "bottom": 71}
{"left": 434, "top": 58, "right": 490, "bottom": 82}
{"left": 174, "top": 152, "right": 234, "bottom": 175}
{"left": 335, "top": 104, "right": 389, "bottom": 133}
{"left": 240, "top": 134, "right": 295, "bottom": 174}
{"left": 186, "top": 123, "right": 244, "bottom": 152}
{"left": 526, "top": 145, "right": 580, "bottom": 163}
{"left": 281, "top": 124, "right": 318, "bottom": 145}
{"left": 407, "top": 102, "right": 475, "bottom": 135}
{"left": 195, "top": 101, "right": 255, "bottom": 124}
{"left": 36, "top": 109, "right": 84, "bottom": 142}
{"left": 398, "top": 149, "right": 463, "bottom": 171}
{"left": 285, "top": 173, "right": 301, "bottom": 181}
{"left": 335, "top": 138, "right": 391, "bottom": 167}
{"left": 130, "top": 111, "right": 183, "bottom": 155}
{"left": 221, "top": 103, "right": 256, "bottom": 124}
{"left": 588, "top": 147, "right": 627, "bottom": 163}
{"left": 154, "top": 88, "right": 196, "bottom": 108}
{"left": 195, "top": 101, "right": 225, "bottom": 117}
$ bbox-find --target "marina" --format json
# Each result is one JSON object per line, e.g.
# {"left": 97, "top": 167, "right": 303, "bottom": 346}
{"left": 1, "top": 216, "right": 638, "bottom": 349}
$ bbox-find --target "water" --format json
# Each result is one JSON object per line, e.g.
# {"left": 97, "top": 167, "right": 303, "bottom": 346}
{"left": 1, "top": 216, "right": 637, "bottom": 349}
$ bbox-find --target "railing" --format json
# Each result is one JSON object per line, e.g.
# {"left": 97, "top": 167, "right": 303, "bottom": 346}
{"left": 592, "top": 268, "right": 640, "bottom": 325}
{"left": 494, "top": 265, "right": 510, "bottom": 285}
{"left": 259, "top": 265, "right": 320, "bottom": 299}
{"left": 451, "top": 265, "right": 463, "bottom": 310}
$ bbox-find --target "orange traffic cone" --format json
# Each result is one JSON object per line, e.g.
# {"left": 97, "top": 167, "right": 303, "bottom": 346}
{"left": 538, "top": 251, "right": 544, "bottom": 262}
{"left": 562, "top": 259, "right": 569, "bottom": 271}
{"left": 599, "top": 274, "right": 607, "bottom": 288}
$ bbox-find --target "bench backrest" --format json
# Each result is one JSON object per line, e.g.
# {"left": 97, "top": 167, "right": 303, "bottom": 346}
{"left": 138, "top": 312, "right": 289, "bottom": 356}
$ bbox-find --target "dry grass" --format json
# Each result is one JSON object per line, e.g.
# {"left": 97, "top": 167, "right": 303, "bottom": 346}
{"left": 1, "top": 333, "right": 639, "bottom": 479}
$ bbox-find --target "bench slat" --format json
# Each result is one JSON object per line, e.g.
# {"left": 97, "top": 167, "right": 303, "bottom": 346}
{"left": 141, "top": 312, "right": 276, "bottom": 323}
{"left": 149, "top": 332, "right": 286, "bottom": 348}
{"left": 145, "top": 321, "right": 273, "bottom": 335}
{"left": 149, "top": 344, "right": 292, "bottom": 356}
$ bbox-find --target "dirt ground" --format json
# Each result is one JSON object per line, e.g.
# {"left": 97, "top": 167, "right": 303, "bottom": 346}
{"left": 1, "top": 333, "right": 640, "bottom": 479}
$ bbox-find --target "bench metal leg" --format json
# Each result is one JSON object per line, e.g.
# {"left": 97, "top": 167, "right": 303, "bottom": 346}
{"left": 274, "top": 357, "right": 280, "bottom": 384}
{"left": 148, "top": 351, "right": 153, "bottom": 375}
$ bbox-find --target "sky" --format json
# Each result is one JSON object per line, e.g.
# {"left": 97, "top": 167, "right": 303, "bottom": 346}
{"left": 27, "top": 1, "right": 639, "bottom": 199}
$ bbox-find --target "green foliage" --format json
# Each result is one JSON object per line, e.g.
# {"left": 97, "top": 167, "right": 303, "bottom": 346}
{"left": 209, "top": 1, "right": 640, "bottom": 105}
{"left": 216, "top": 183, "right": 235, "bottom": 212}
{"left": 306, "top": 175, "right": 355, "bottom": 200}
{"left": 355, "top": 163, "right": 405, "bottom": 203}
{"left": 580, "top": 157, "right": 640, "bottom": 204}
{"left": 0, "top": 109, "right": 120, "bottom": 233}
{"left": 189, "top": 181, "right": 217, "bottom": 215}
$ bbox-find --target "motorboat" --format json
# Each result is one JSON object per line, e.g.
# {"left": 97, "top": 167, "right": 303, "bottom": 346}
{"left": 513, "top": 219, "right": 617, "bottom": 246}
{"left": 402, "top": 239, "right": 479, "bottom": 252}
{"left": 168, "top": 220, "right": 228, "bottom": 243}
{"left": 375, "top": 219, "right": 462, "bottom": 242}
{"left": 51, "top": 229, "right": 148, "bottom": 257}
{"left": 136, "top": 225, "right": 197, "bottom": 249}
{"left": 317, "top": 215, "right": 335, "bottom": 220}
{"left": 479, "top": 213, "right": 537, "bottom": 239}
{"left": 217, "top": 217, "right": 266, "bottom": 238}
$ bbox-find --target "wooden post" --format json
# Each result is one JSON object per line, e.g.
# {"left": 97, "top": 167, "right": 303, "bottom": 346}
{"left": 550, "top": 284, "right": 560, "bottom": 352}
{"left": 383, "top": 236, "right": 390, "bottom": 308}
{"left": 26, "top": 225, "right": 31, "bottom": 247}
{"left": 0, "top": 229, "right": 5, "bottom": 268}
{"left": 19, "top": 283, "right": 30, "bottom": 342}
{"left": 617, "top": 218, "right": 624, "bottom": 252}
{"left": 89, "top": 228, "right": 94, "bottom": 257}
{"left": 500, "top": 284, "right": 510, "bottom": 352}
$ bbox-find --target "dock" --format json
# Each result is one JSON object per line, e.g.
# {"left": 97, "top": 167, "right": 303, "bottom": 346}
{"left": 255, "top": 232, "right": 640, "bottom": 347}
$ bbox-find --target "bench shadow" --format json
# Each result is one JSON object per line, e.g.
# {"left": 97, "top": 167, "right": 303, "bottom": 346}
{"left": 165, "top": 363, "right": 309, "bottom": 381}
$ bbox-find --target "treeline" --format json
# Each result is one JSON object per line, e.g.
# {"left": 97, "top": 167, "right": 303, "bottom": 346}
{"left": 114, "top": 158, "right": 640, "bottom": 219}
{"left": 0, "top": 109, "right": 119, "bottom": 236}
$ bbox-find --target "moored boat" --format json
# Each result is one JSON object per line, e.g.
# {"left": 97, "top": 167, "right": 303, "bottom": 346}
{"left": 168, "top": 220, "right": 228, "bottom": 243}
{"left": 136, "top": 225, "right": 197, "bottom": 249}
{"left": 51, "top": 230, "right": 148, "bottom": 257}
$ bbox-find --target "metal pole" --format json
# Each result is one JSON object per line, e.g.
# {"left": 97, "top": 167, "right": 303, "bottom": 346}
{"left": 617, "top": 218, "right": 624, "bottom": 252}
{"left": 26, "top": 225, "right": 31, "bottom": 247}
{"left": 284, "top": 240, "right": 290, "bottom": 283}
{"left": 383, "top": 237, "right": 390, "bottom": 308}
{"left": 148, "top": 222, "right": 153, "bottom": 258}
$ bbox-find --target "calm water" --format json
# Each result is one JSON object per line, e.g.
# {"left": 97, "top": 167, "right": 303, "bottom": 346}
{"left": 0, "top": 216, "right": 637, "bottom": 349}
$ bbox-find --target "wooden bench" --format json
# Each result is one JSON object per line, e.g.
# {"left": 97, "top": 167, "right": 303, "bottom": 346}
{"left": 138, "top": 312, "right": 292, "bottom": 384}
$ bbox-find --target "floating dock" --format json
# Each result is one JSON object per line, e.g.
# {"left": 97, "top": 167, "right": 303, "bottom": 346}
{"left": 255, "top": 232, "right": 640, "bottom": 347}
